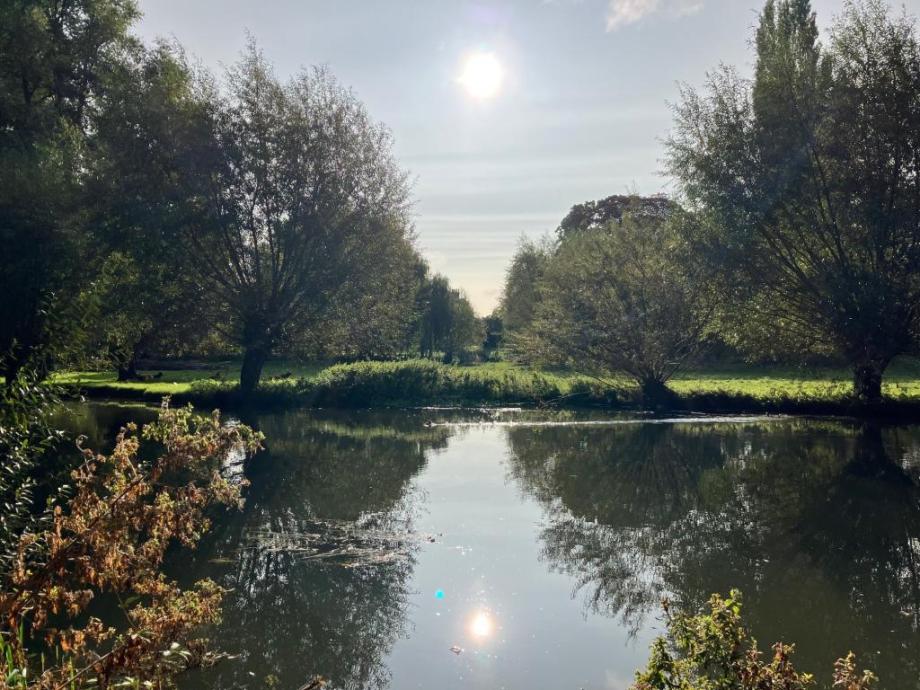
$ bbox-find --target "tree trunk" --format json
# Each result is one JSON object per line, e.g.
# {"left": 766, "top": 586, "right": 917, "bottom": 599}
{"left": 640, "top": 377, "right": 676, "bottom": 408}
{"left": 853, "top": 357, "right": 886, "bottom": 404}
{"left": 240, "top": 346, "right": 268, "bottom": 395}
{"left": 845, "top": 425, "right": 908, "bottom": 481}
{"left": 116, "top": 352, "right": 139, "bottom": 382}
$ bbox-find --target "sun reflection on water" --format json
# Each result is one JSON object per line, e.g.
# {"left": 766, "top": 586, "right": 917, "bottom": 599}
{"left": 468, "top": 609, "right": 494, "bottom": 639}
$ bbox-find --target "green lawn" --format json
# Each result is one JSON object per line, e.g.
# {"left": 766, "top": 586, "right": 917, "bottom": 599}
{"left": 669, "top": 358, "right": 920, "bottom": 401}
{"left": 52, "top": 361, "right": 327, "bottom": 396}
{"left": 52, "top": 357, "right": 920, "bottom": 412}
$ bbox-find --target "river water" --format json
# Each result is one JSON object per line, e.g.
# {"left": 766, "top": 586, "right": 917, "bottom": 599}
{"left": 62, "top": 404, "right": 920, "bottom": 690}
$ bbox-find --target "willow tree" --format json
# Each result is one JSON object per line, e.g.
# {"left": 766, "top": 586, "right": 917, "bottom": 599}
{"left": 667, "top": 0, "right": 920, "bottom": 402}
{"left": 184, "top": 46, "right": 413, "bottom": 393}
{"left": 521, "top": 215, "right": 713, "bottom": 402}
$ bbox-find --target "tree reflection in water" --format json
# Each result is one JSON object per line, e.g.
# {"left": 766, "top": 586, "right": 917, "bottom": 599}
{"left": 506, "top": 420, "right": 920, "bottom": 688}
{"left": 178, "top": 410, "right": 455, "bottom": 690}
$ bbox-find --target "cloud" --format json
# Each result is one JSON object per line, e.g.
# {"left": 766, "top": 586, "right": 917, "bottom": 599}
{"left": 605, "top": 0, "right": 703, "bottom": 30}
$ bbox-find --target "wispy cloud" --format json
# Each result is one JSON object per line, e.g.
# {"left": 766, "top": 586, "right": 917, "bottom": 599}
{"left": 605, "top": 0, "right": 703, "bottom": 31}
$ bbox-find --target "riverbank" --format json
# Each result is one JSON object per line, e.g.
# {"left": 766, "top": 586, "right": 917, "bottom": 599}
{"left": 52, "top": 358, "right": 920, "bottom": 419}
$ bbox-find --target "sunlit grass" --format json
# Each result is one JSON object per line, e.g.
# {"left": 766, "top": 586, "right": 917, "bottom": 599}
{"left": 51, "top": 361, "right": 327, "bottom": 395}
{"left": 670, "top": 359, "right": 920, "bottom": 401}
{"left": 51, "top": 357, "right": 920, "bottom": 409}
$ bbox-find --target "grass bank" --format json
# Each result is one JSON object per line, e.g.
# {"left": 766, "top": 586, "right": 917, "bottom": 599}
{"left": 53, "top": 357, "right": 920, "bottom": 418}
{"left": 54, "top": 361, "right": 611, "bottom": 407}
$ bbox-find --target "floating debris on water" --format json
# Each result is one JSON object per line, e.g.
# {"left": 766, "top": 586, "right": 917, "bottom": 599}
{"left": 234, "top": 516, "right": 430, "bottom": 568}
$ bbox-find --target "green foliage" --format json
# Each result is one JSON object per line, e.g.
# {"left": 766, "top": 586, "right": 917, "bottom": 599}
{"left": 518, "top": 214, "right": 713, "bottom": 400}
{"left": 161, "top": 43, "right": 416, "bottom": 393}
{"left": 417, "top": 274, "right": 481, "bottom": 361}
{"left": 183, "top": 359, "right": 615, "bottom": 408}
{"left": 307, "top": 360, "right": 557, "bottom": 406}
{"left": 0, "top": 368, "right": 65, "bottom": 580}
{"left": 0, "top": 0, "right": 140, "bottom": 383}
{"left": 556, "top": 194, "right": 676, "bottom": 239}
{"left": 0, "top": 0, "right": 139, "bottom": 141}
{"left": 667, "top": 0, "right": 920, "bottom": 402}
{"left": 304, "top": 246, "right": 424, "bottom": 361}
{"left": 80, "top": 42, "right": 216, "bottom": 374}
{"left": 0, "top": 400, "right": 263, "bottom": 689}
{"left": 632, "top": 591, "right": 877, "bottom": 690}
{"left": 76, "top": 251, "right": 152, "bottom": 376}
{"left": 481, "top": 311, "right": 504, "bottom": 354}
{"left": 50, "top": 358, "right": 920, "bottom": 415}
{"left": 499, "top": 237, "right": 550, "bottom": 336}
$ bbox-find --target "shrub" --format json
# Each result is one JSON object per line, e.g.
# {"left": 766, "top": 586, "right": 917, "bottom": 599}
{"left": 0, "top": 369, "right": 66, "bottom": 581}
{"left": 0, "top": 398, "right": 262, "bottom": 689}
{"left": 301, "top": 360, "right": 579, "bottom": 407}
{"left": 632, "top": 591, "right": 877, "bottom": 690}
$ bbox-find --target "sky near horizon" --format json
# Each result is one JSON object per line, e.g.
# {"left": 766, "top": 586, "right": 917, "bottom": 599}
{"left": 135, "top": 0, "right": 920, "bottom": 314}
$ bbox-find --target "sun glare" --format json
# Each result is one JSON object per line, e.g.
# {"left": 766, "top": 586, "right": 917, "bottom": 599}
{"left": 468, "top": 610, "right": 494, "bottom": 639}
{"left": 458, "top": 52, "right": 504, "bottom": 100}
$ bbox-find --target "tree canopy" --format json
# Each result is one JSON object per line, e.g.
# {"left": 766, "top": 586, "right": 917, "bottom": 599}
{"left": 166, "top": 46, "right": 417, "bottom": 391}
{"left": 516, "top": 212, "right": 713, "bottom": 400}
{"left": 499, "top": 237, "right": 549, "bottom": 336}
{"left": 667, "top": 0, "right": 920, "bottom": 402}
{"left": 0, "top": 0, "right": 139, "bottom": 383}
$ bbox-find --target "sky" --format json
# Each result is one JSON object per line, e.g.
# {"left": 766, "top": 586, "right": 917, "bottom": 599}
{"left": 134, "top": 0, "right": 920, "bottom": 314}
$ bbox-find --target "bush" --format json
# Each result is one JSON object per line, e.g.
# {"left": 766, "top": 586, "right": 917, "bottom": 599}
{"left": 0, "top": 398, "right": 262, "bottom": 689}
{"left": 299, "top": 359, "right": 598, "bottom": 407}
{"left": 632, "top": 591, "right": 877, "bottom": 690}
{"left": 0, "top": 369, "right": 66, "bottom": 581}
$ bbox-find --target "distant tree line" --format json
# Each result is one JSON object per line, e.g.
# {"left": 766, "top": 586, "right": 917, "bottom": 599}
{"left": 499, "top": 0, "right": 920, "bottom": 404}
{"left": 0, "top": 2, "right": 482, "bottom": 394}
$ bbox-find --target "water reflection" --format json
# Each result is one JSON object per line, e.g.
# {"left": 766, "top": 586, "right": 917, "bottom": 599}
{"left": 56, "top": 405, "right": 920, "bottom": 689}
{"left": 506, "top": 420, "right": 920, "bottom": 687}
{"left": 468, "top": 609, "right": 495, "bottom": 640}
{"left": 179, "top": 410, "right": 456, "bottom": 690}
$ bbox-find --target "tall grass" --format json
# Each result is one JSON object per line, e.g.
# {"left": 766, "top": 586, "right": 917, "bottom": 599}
{"left": 56, "top": 357, "right": 920, "bottom": 417}
{"left": 190, "top": 359, "right": 622, "bottom": 408}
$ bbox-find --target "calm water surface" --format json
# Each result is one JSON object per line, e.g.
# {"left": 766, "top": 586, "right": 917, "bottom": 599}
{"left": 64, "top": 404, "right": 920, "bottom": 690}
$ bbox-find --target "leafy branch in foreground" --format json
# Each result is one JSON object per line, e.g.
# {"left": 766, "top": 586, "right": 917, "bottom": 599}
{"left": 0, "top": 399, "right": 262, "bottom": 689}
{"left": 0, "top": 367, "right": 66, "bottom": 579}
{"left": 632, "top": 591, "right": 877, "bottom": 690}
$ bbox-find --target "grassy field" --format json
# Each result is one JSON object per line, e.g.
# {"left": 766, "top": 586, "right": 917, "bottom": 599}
{"left": 52, "top": 357, "right": 920, "bottom": 417}
{"left": 52, "top": 361, "right": 327, "bottom": 396}
{"left": 670, "top": 358, "right": 920, "bottom": 400}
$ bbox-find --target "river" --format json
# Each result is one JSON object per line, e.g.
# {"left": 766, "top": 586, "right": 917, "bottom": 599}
{"left": 60, "top": 403, "right": 920, "bottom": 690}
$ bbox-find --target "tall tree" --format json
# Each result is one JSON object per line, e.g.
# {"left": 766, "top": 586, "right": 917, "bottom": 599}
{"left": 520, "top": 215, "right": 712, "bottom": 401}
{"left": 557, "top": 194, "right": 676, "bottom": 239}
{"left": 417, "top": 274, "right": 480, "bottom": 361}
{"left": 84, "top": 43, "right": 216, "bottom": 378}
{"left": 500, "top": 237, "right": 549, "bottom": 336}
{"left": 667, "top": 0, "right": 920, "bottom": 402}
{"left": 177, "top": 45, "right": 414, "bottom": 393}
{"left": 0, "top": 0, "right": 138, "bottom": 382}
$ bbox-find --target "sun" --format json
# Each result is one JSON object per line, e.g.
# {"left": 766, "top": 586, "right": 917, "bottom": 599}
{"left": 458, "top": 52, "right": 504, "bottom": 100}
